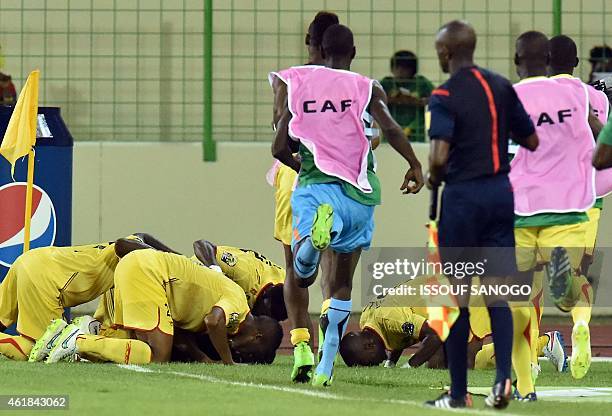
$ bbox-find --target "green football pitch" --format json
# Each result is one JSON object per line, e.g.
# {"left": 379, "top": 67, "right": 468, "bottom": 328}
{"left": 1, "top": 357, "right": 611, "bottom": 415}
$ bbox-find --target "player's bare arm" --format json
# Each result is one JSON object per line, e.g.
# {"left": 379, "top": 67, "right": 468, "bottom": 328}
{"left": 407, "top": 323, "right": 443, "bottom": 368}
{"left": 369, "top": 80, "right": 424, "bottom": 194}
{"left": 272, "top": 107, "right": 301, "bottom": 173}
{"left": 114, "top": 233, "right": 180, "bottom": 258}
{"left": 193, "top": 239, "right": 219, "bottom": 267}
{"left": 593, "top": 142, "right": 612, "bottom": 169}
{"left": 510, "top": 131, "right": 539, "bottom": 151}
{"left": 204, "top": 306, "right": 234, "bottom": 365}
{"left": 271, "top": 75, "right": 288, "bottom": 128}
{"left": 427, "top": 139, "right": 450, "bottom": 188}
{"left": 589, "top": 106, "right": 604, "bottom": 138}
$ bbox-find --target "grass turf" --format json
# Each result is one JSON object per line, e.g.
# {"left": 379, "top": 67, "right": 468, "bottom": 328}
{"left": 1, "top": 356, "right": 611, "bottom": 415}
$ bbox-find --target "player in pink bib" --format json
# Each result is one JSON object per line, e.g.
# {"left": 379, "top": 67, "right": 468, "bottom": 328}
{"left": 271, "top": 24, "right": 423, "bottom": 387}
{"left": 511, "top": 33, "right": 604, "bottom": 388}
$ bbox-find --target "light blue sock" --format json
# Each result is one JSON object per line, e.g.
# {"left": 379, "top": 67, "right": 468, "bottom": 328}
{"left": 316, "top": 298, "right": 352, "bottom": 378}
{"left": 293, "top": 238, "right": 320, "bottom": 279}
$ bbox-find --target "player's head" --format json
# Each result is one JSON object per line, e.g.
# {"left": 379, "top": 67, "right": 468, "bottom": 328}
{"left": 321, "top": 24, "right": 356, "bottom": 68}
{"left": 435, "top": 20, "right": 476, "bottom": 74}
{"left": 390, "top": 50, "right": 418, "bottom": 79}
{"left": 549, "top": 35, "right": 579, "bottom": 76}
{"left": 589, "top": 45, "right": 612, "bottom": 76}
{"left": 251, "top": 284, "right": 287, "bottom": 322}
{"left": 339, "top": 330, "right": 386, "bottom": 367}
{"left": 229, "top": 315, "right": 283, "bottom": 364}
{"left": 514, "top": 31, "right": 549, "bottom": 79}
{"left": 306, "top": 11, "right": 340, "bottom": 64}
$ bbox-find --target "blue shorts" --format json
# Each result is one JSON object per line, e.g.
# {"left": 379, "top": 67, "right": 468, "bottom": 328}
{"left": 291, "top": 183, "right": 375, "bottom": 253}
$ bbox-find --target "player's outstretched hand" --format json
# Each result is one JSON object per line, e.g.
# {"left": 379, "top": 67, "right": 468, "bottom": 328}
{"left": 401, "top": 166, "right": 424, "bottom": 194}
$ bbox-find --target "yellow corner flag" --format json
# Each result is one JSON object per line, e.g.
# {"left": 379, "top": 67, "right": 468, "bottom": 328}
{"left": 0, "top": 70, "right": 40, "bottom": 253}
{"left": 0, "top": 70, "right": 40, "bottom": 174}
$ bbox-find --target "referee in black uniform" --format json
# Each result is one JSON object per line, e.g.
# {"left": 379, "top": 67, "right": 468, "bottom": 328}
{"left": 425, "top": 21, "right": 539, "bottom": 410}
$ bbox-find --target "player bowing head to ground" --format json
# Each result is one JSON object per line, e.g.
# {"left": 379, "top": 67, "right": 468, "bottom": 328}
{"left": 192, "top": 239, "right": 287, "bottom": 321}
{"left": 172, "top": 318, "right": 284, "bottom": 365}
{"left": 426, "top": 21, "right": 538, "bottom": 409}
{"left": 0, "top": 233, "right": 175, "bottom": 362}
{"left": 340, "top": 288, "right": 441, "bottom": 369}
{"left": 44, "top": 249, "right": 281, "bottom": 365}
{"left": 271, "top": 24, "right": 423, "bottom": 387}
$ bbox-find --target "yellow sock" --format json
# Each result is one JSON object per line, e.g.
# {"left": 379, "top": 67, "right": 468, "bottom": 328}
{"left": 290, "top": 328, "right": 310, "bottom": 346}
{"left": 0, "top": 333, "right": 33, "bottom": 361}
{"left": 321, "top": 298, "right": 331, "bottom": 315}
{"left": 529, "top": 307, "right": 540, "bottom": 366}
{"left": 76, "top": 334, "right": 151, "bottom": 364}
{"left": 537, "top": 334, "right": 549, "bottom": 357}
{"left": 570, "top": 275, "right": 593, "bottom": 325}
{"left": 512, "top": 306, "right": 534, "bottom": 396}
{"left": 474, "top": 343, "right": 496, "bottom": 369}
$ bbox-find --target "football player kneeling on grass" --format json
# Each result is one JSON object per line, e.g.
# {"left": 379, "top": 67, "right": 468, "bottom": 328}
{"left": 0, "top": 233, "right": 175, "bottom": 362}
{"left": 192, "top": 239, "right": 287, "bottom": 322}
{"left": 41, "top": 249, "right": 282, "bottom": 365}
{"left": 339, "top": 301, "right": 442, "bottom": 368}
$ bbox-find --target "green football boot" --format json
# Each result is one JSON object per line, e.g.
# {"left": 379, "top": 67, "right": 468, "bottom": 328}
{"left": 311, "top": 204, "right": 334, "bottom": 251}
{"left": 291, "top": 342, "right": 314, "bottom": 383}
{"left": 312, "top": 372, "right": 333, "bottom": 388}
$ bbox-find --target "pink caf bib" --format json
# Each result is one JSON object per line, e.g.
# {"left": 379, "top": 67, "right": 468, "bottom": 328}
{"left": 269, "top": 66, "right": 374, "bottom": 193}
{"left": 510, "top": 77, "right": 595, "bottom": 214}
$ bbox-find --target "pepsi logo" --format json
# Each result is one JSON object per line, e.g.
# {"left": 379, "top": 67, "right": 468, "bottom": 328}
{"left": 0, "top": 182, "right": 56, "bottom": 267}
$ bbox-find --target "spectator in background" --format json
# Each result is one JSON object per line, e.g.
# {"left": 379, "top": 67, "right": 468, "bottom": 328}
{"left": 0, "top": 44, "right": 17, "bottom": 105}
{"left": 380, "top": 50, "right": 434, "bottom": 142}
{"left": 0, "top": 73, "right": 17, "bottom": 105}
{"left": 588, "top": 45, "right": 612, "bottom": 83}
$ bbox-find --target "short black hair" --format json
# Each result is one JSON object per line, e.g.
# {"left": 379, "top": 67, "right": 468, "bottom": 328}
{"left": 322, "top": 24, "right": 354, "bottom": 58}
{"left": 589, "top": 45, "right": 612, "bottom": 64}
{"left": 307, "top": 11, "right": 339, "bottom": 47}
{"left": 252, "top": 316, "right": 284, "bottom": 364}
{"left": 549, "top": 35, "right": 578, "bottom": 69}
{"left": 390, "top": 50, "right": 418, "bottom": 73}
{"left": 516, "top": 30, "right": 549, "bottom": 64}
{"left": 339, "top": 331, "right": 386, "bottom": 367}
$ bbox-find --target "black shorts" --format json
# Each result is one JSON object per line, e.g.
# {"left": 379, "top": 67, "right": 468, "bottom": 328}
{"left": 438, "top": 174, "right": 517, "bottom": 277}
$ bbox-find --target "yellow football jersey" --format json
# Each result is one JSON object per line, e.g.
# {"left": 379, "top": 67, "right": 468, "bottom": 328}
{"left": 360, "top": 293, "right": 427, "bottom": 351}
{"left": 214, "top": 245, "right": 285, "bottom": 308}
{"left": 114, "top": 250, "right": 249, "bottom": 335}
{"left": 17, "top": 239, "right": 131, "bottom": 308}
{"left": 0, "top": 236, "right": 136, "bottom": 339}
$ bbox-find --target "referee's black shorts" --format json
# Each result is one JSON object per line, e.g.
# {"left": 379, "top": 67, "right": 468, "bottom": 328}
{"left": 438, "top": 174, "right": 517, "bottom": 278}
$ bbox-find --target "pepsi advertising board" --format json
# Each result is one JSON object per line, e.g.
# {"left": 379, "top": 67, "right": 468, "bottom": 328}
{"left": 0, "top": 107, "right": 73, "bottom": 280}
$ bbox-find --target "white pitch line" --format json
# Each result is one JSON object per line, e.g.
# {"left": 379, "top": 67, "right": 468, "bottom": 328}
{"left": 117, "top": 364, "right": 523, "bottom": 416}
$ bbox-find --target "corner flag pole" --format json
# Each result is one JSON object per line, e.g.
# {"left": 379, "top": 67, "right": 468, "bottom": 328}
{"left": 23, "top": 148, "right": 35, "bottom": 252}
